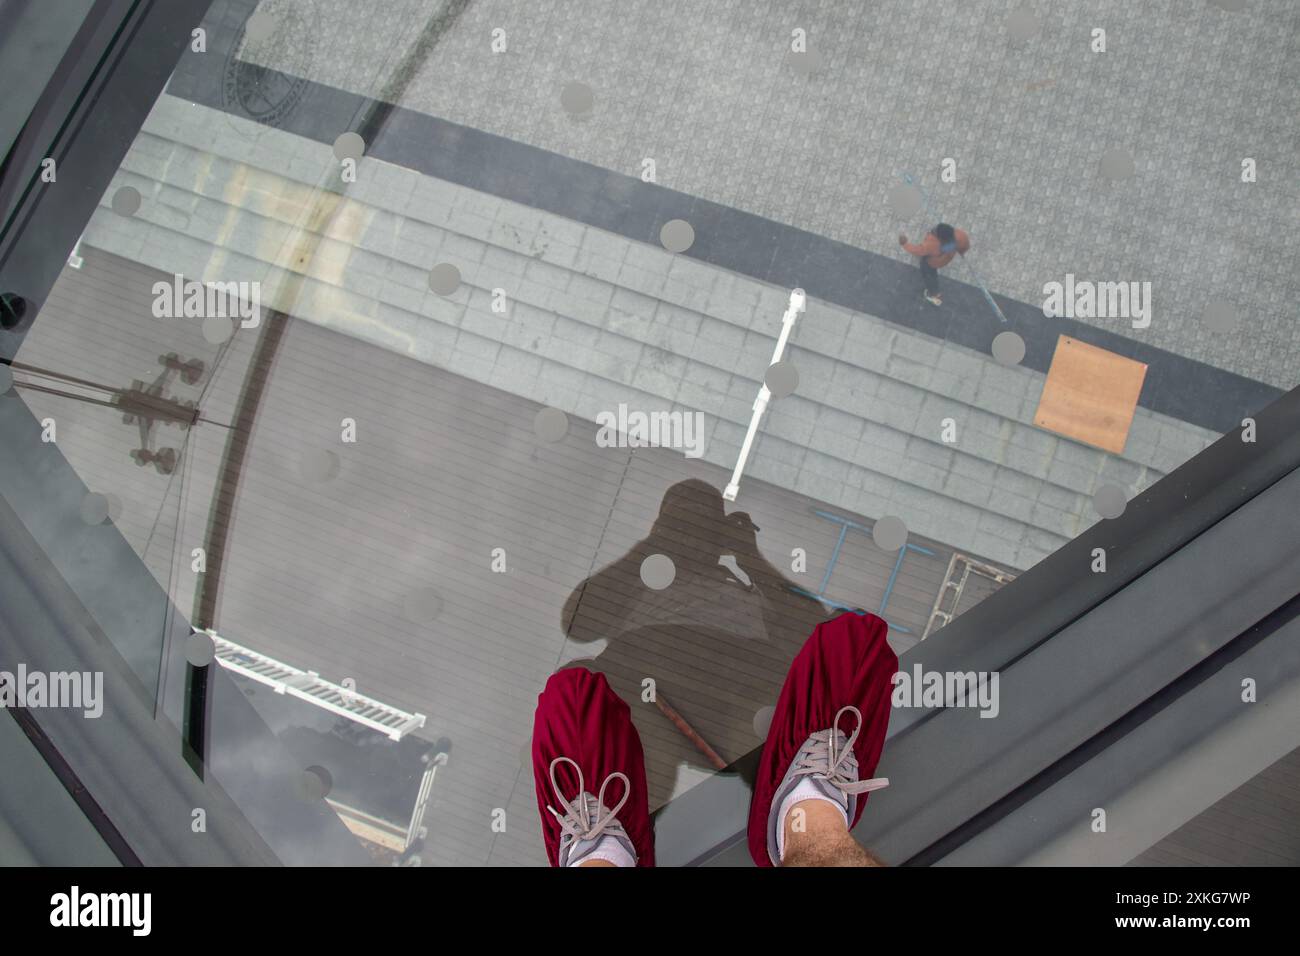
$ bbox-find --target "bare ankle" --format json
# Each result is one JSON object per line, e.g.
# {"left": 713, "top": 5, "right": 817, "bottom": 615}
{"left": 782, "top": 800, "right": 886, "bottom": 867}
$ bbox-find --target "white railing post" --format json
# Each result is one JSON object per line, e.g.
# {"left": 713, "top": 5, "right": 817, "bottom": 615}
{"left": 723, "top": 288, "right": 805, "bottom": 502}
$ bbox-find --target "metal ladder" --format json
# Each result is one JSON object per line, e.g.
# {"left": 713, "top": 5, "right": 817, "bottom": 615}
{"left": 203, "top": 629, "right": 427, "bottom": 741}
{"left": 921, "top": 554, "right": 1017, "bottom": 641}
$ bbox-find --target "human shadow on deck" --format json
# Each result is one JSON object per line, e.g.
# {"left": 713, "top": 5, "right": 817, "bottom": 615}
{"left": 561, "top": 478, "right": 833, "bottom": 810}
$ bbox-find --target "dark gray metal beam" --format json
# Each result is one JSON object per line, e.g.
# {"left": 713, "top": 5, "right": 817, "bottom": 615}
{"left": 0, "top": 703, "right": 120, "bottom": 866}
{"left": 877, "top": 465, "right": 1300, "bottom": 864}
{"left": 0, "top": 491, "right": 282, "bottom": 865}
{"left": 676, "top": 386, "right": 1300, "bottom": 866}
{"left": 0, "top": 381, "right": 375, "bottom": 864}
{"left": 0, "top": 0, "right": 214, "bottom": 361}
{"left": 939, "top": 608, "right": 1300, "bottom": 865}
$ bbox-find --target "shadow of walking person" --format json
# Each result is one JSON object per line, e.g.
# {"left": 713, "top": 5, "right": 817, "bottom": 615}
{"left": 560, "top": 478, "right": 832, "bottom": 810}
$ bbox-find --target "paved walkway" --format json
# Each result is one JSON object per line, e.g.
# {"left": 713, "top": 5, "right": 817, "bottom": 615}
{"left": 225, "top": 0, "right": 1300, "bottom": 389}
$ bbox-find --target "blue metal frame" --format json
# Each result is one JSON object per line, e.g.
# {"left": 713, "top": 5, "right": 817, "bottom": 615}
{"left": 790, "top": 508, "right": 935, "bottom": 634}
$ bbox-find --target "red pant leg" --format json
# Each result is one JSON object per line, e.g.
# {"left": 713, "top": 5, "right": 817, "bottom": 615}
{"left": 747, "top": 611, "right": 898, "bottom": 866}
{"left": 533, "top": 667, "right": 655, "bottom": 867}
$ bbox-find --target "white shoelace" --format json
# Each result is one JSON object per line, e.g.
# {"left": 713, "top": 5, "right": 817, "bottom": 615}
{"left": 789, "top": 705, "right": 890, "bottom": 797}
{"left": 546, "top": 756, "right": 632, "bottom": 846}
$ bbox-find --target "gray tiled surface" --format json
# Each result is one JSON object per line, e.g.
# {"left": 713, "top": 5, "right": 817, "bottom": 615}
{"left": 235, "top": 0, "right": 1300, "bottom": 389}
{"left": 84, "top": 96, "right": 1219, "bottom": 572}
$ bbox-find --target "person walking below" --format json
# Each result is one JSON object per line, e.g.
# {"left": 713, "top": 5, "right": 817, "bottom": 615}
{"left": 899, "top": 222, "right": 970, "bottom": 306}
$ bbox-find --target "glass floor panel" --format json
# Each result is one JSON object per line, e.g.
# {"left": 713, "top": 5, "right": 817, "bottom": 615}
{"left": 2, "top": 0, "right": 1295, "bottom": 866}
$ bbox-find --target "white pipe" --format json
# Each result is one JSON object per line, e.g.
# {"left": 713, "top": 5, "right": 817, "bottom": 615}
{"left": 723, "top": 288, "right": 805, "bottom": 501}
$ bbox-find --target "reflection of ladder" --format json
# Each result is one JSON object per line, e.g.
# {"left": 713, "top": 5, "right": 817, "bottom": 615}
{"left": 405, "top": 754, "right": 446, "bottom": 849}
{"left": 325, "top": 755, "right": 447, "bottom": 859}
{"left": 204, "top": 629, "right": 426, "bottom": 741}
{"left": 921, "top": 554, "right": 1017, "bottom": 641}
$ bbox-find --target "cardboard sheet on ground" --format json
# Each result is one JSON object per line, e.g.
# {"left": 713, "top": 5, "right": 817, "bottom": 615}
{"left": 1034, "top": 335, "right": 1147, "bottom": 454}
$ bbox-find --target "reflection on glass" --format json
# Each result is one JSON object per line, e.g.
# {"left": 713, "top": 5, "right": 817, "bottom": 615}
{"left": 2, "top": 0, "right": 1291, "bottom": 865}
